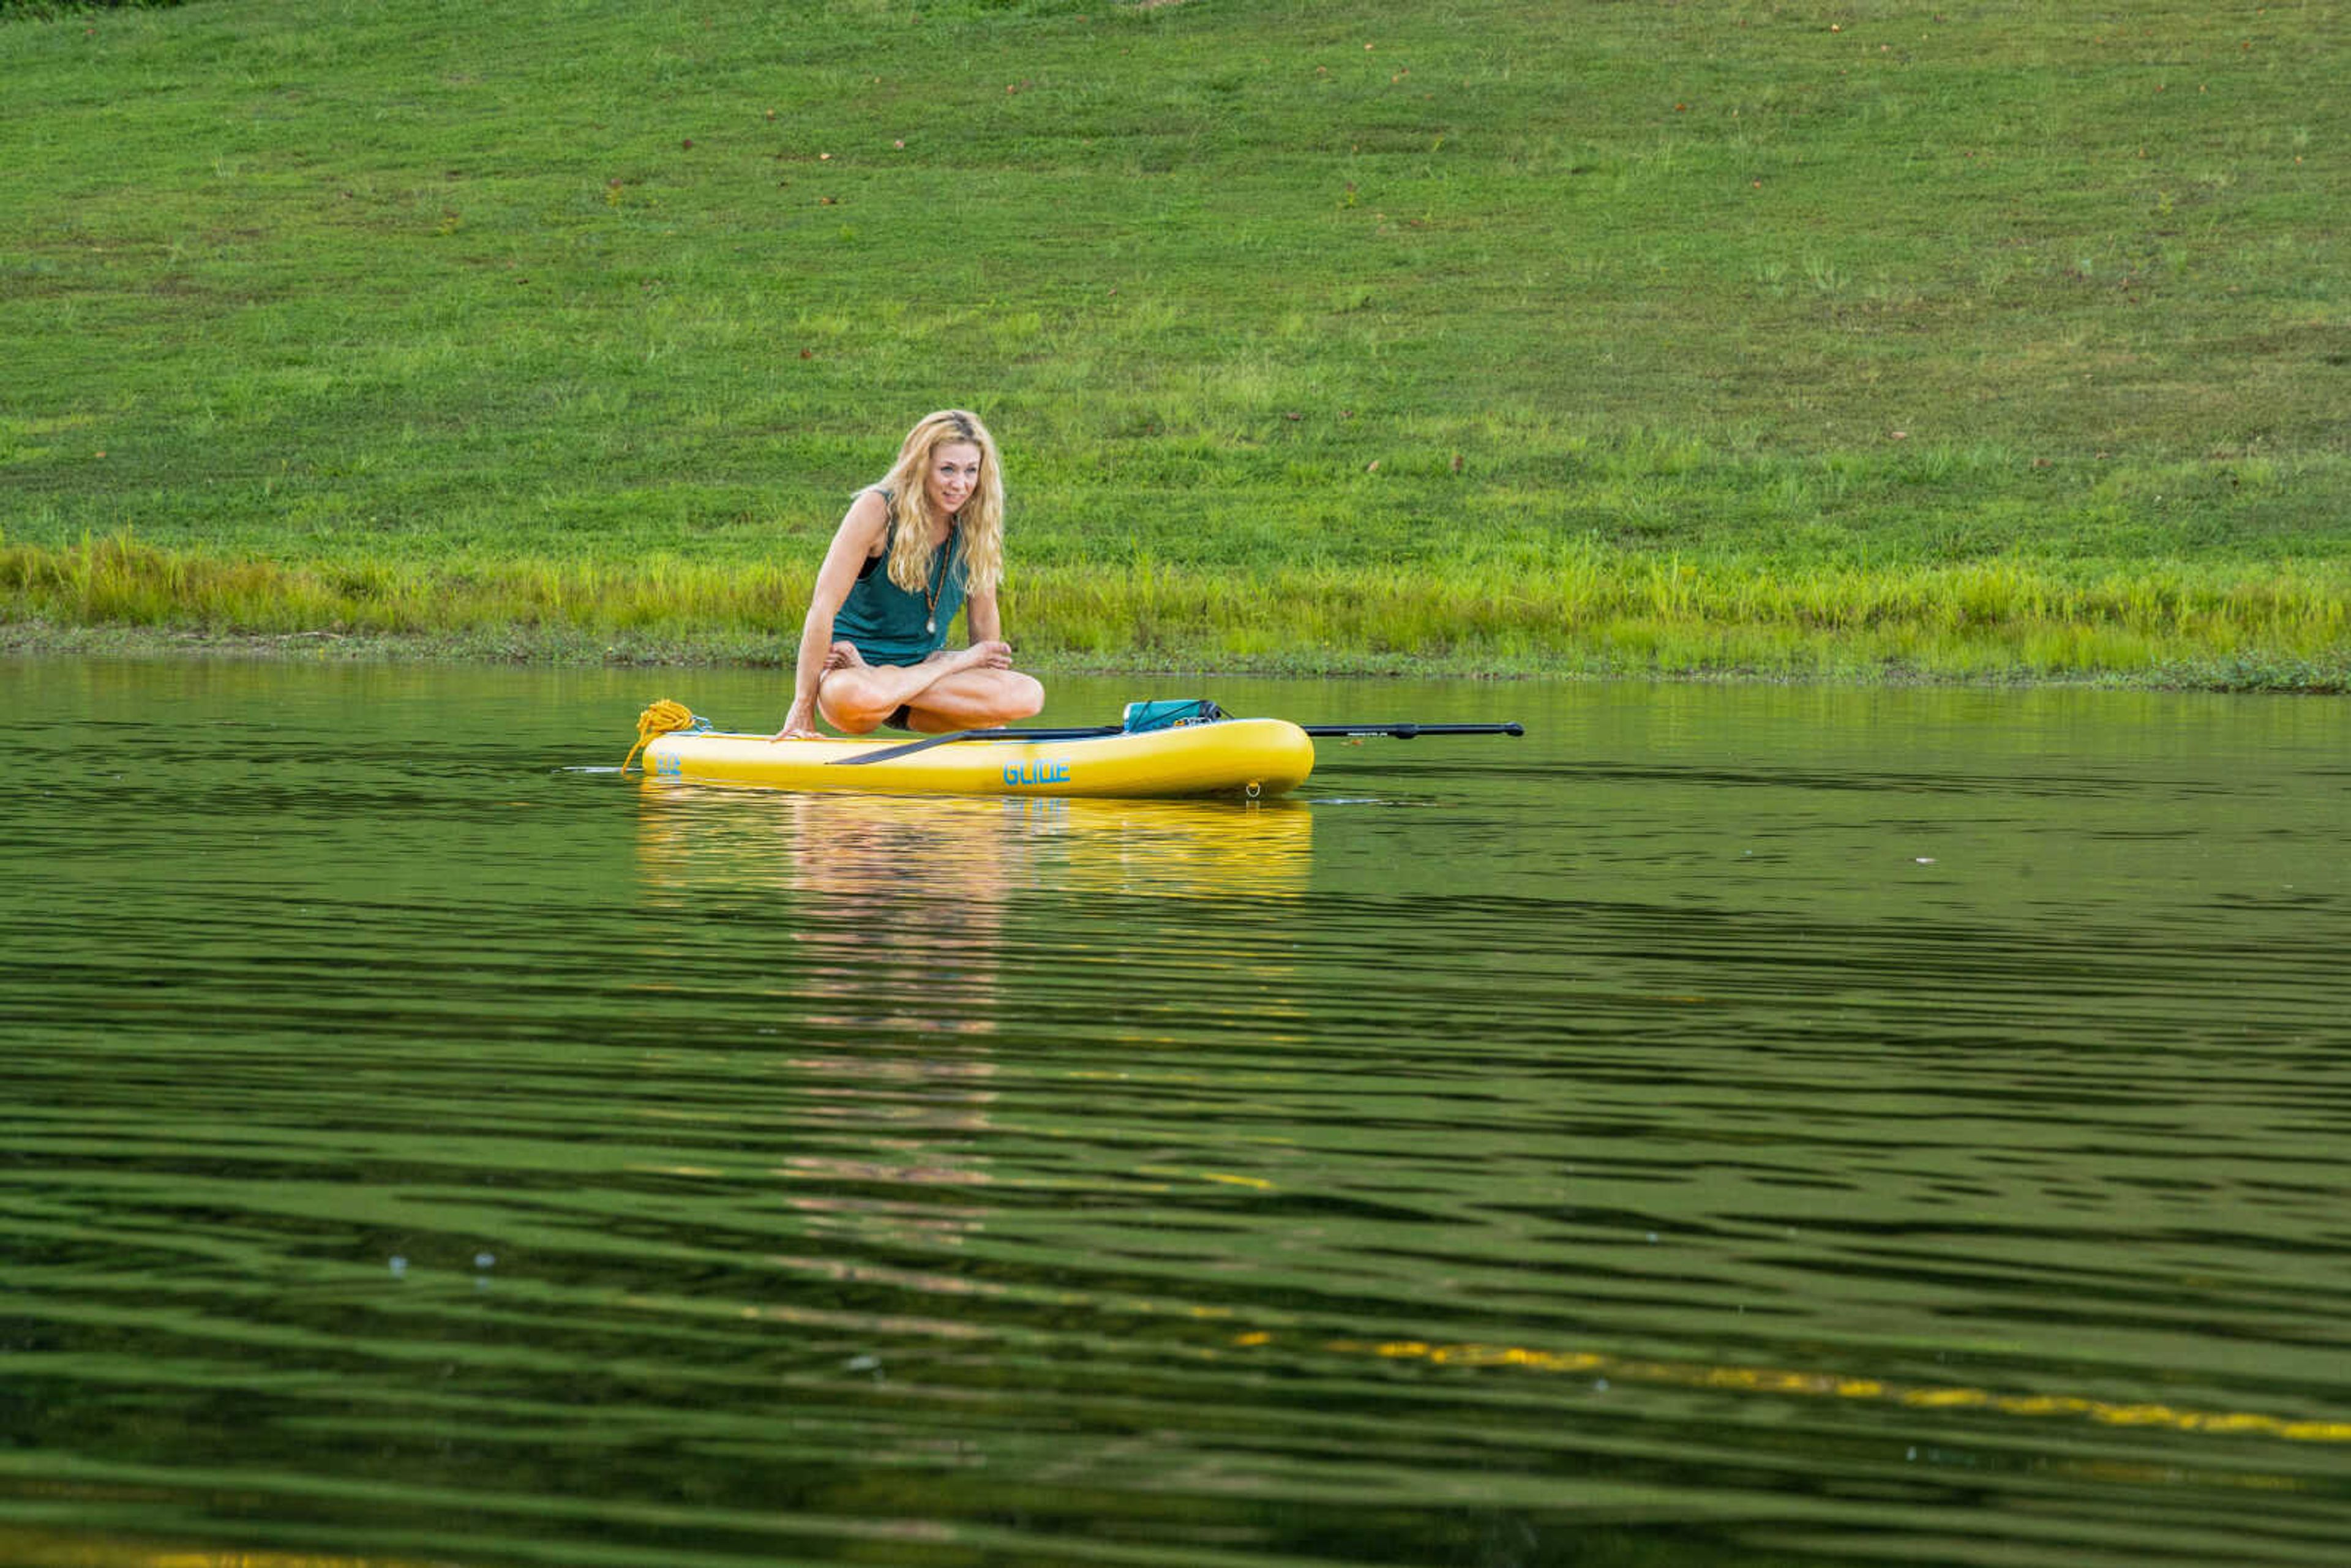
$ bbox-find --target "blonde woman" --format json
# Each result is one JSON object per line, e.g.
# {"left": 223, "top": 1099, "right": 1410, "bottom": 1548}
{"left": 773, "top": 410, "right": 1044, "bottom": 738}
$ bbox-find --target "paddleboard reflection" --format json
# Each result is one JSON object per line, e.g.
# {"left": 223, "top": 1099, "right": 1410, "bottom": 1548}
{"left": 634, "top": 790, "right": 1313, "bottom": 906}
{"left": 633, "top": 790, "right": 1310, "bottom": 1028}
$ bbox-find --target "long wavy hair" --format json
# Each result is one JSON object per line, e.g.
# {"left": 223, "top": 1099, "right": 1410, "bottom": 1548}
{"left": 871, "top": 409, "right": 1005, "bottom": 601}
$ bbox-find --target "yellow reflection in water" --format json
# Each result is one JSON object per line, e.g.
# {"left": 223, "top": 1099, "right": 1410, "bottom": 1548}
{"left": 630, "top": 792, "right": 1310, "bottom": 1254}
{"left": 0, "top": 1526, "right": 430, "bottom": 1568}
{"left": 636, "top": 789, "right": 1311, "bottom": 904}
{"left": 635, "top": 790, "right": 1308, "bottom": 1029}
{"left": 1297, "top": 1335, "right": 2351, "bottom": 1450}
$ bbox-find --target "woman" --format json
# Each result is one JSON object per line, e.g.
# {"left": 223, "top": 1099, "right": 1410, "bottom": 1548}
{"left": 773, "top": 410, "right": 1045, "bottom": 740}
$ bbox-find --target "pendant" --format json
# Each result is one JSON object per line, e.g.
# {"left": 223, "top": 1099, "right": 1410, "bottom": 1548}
{"left": 924, "top": 617, "right": 936, "bottom": 635}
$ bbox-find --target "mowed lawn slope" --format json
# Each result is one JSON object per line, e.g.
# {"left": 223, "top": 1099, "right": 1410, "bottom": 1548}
{"left": 3, "top": 0, "right": 2346, "bottom": 682}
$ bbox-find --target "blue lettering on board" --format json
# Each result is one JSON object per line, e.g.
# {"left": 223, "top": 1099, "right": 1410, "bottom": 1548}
{"left": 1002, "top": 760, "right": 1072, "bottom": 787}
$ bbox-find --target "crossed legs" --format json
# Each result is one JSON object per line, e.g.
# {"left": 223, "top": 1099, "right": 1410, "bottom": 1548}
{"left": 815, "top": 642, "right": 1044, "bottom": 735}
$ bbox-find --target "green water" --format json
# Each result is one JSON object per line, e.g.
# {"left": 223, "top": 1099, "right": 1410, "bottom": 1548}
{"left": 4, "top": 658, "right": 2348, "bottom": 1568}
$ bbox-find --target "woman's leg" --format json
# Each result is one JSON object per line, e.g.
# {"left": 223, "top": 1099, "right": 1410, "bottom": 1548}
{"left": 896, "top": 666, "right": 1045, "bottom": 732}
{"left": 816, "top": 643, "right": 1044, "bottom": 735}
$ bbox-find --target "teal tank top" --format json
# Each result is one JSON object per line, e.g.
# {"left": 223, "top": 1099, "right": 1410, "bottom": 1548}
{"left": 832, "top": 502, "right": 967, "bottom": 667}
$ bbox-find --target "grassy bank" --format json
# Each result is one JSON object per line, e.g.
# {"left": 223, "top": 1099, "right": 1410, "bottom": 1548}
{"left": 10, "top": 533, "right": 2344, "bottom": 689}
{"left": 4, "top": 0, "right": 2347, "bottom": 685}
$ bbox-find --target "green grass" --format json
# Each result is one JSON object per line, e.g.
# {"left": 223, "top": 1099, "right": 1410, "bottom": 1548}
{"left": 4, "top": 0, "right": 2347, "bottom": 685}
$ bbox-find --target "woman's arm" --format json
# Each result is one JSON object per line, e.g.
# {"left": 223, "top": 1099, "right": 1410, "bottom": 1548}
{"left": 964, "top": 586, "right": 1003, "bottom": 647}
{"left": 774, "top": 491, "right": 889, "bottom": 739}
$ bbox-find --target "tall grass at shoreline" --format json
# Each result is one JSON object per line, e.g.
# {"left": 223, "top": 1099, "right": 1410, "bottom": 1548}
{"left": 12, "top": 533, "right": 2343, "bottom": 689}
{"left": 4, "top": 0, "right": 2347, "bottom": 685}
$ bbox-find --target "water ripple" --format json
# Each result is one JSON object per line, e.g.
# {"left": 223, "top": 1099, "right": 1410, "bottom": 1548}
{"left": 5, "top": 664, "right": 2349, "bottom": 1566}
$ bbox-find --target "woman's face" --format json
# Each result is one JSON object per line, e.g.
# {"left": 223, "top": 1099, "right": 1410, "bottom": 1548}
{"left": 926, "top": 441, "right": 983, "bottom": 517}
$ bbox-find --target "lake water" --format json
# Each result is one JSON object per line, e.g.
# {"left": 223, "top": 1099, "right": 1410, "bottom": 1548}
{"left": 4, "top": 656, "right": 2348, "bottom": 1568}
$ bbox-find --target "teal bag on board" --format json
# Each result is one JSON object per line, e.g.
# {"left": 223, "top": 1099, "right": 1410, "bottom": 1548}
{"left": 1121, "top": 699, "right": 1226, "bottom": 733}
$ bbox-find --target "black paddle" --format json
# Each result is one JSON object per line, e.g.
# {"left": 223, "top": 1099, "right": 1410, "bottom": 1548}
{"left": 831, "top": 725, "right": 1122, "bottom": 765}
{"left": 832, "top": 719, "right": 1522, "bottom": 766}
{"left": 1300, "top": 722, "right": 1525, "bottom": 739}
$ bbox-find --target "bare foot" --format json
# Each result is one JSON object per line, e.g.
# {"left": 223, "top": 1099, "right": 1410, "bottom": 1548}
{"left": 932, "top": 639, "right": 1011, "bottom": 674}
{"left": 823, "top": 640, "right": 868, "bottom": 672}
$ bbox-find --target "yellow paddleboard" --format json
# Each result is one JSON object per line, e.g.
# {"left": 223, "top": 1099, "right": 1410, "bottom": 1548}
{"left": 640, "top": 718, "right": 1316, "bottom": 800}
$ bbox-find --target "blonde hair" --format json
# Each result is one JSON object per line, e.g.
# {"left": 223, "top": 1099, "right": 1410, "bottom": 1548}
{"left": 871, "top": 409, "right": 1004, "bottom": 601}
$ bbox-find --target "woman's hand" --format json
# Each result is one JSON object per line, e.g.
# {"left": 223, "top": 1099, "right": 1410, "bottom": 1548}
{"left": 772, "top": 698, "right": 820, "bottom": 741}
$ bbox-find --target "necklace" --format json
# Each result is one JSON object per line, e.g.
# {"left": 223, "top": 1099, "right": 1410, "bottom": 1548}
{"left": 924, "top": 525, "right": 959, "bottom": 636}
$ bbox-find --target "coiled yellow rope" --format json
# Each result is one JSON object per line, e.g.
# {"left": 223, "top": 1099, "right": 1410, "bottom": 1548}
{"left": 622, "top": 699, "right": 697, "bottom": 772}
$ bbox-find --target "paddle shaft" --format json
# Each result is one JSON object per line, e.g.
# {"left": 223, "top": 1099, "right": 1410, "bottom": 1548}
{"left": 1300, "top": 722, "right": 1524, "bottom": 738}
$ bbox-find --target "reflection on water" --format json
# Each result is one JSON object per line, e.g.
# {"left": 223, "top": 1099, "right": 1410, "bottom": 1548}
{"left": 635, "top": 788, "right": 1310, "bottom": 1038}
{"left": 637, "top": 785, "right": 1314, "bottom": 902}
{"left": 3, "top": 659, "right": 2349, "bottom": 1568}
